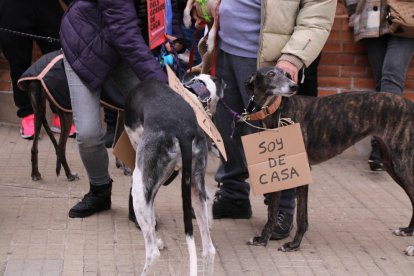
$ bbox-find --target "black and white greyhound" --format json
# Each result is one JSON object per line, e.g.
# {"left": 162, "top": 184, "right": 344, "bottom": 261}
{"left": 124, "top": 74, "right": 224, "bottom": 275}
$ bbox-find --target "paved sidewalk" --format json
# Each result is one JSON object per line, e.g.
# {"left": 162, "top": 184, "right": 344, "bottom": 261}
{"left": 0, "top": 123, "right": 414, "bottom": 275}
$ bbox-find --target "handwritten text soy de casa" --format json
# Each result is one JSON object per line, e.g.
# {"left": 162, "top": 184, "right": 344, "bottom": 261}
{"left": 258, "top": 137, "right": 300, "bottom": 184}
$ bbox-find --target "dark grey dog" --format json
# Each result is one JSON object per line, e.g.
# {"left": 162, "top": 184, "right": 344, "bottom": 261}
{"left": 124, "top": 75, "right": 224, "bottom": 275}
{"left": 244, "top": 66, "right": 414, "bottom": 256}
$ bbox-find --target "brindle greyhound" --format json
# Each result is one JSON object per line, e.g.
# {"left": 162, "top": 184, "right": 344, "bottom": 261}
{"left": 244, "top": 66, "right": 414, "bottom": 256}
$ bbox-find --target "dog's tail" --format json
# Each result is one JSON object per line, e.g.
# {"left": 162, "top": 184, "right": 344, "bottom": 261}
{"left": 179, "top": 136, "right": 197, "bottom": 275}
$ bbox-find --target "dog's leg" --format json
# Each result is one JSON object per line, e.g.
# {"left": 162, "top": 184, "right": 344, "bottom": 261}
{"left": 183, "top": 0, "right": 195, "bottom": 29}
{"left": 28, "top": 81, "right": 46, "bottom": 181}
{"left": 130, "top": 137, "right": 168, "bottom": 275}
{"left": 132, "top": 166, "right": 163, "bottom": 275}
{"left": 55, "top": 109, "right": 79, "bottom": 181}
{"left": 191, "top": 163, "right": 215, "bottom": 275}
{"left": 404, "top": 245, "right": 414, "bottom": 256}
{"left": 373, "top": 138, "right": 414, "bottom": 237}
{"left": 279, "top": 185, "right": 309, "bottom": 252}
{"left": 200, "top": 22, "right": 216, "bottom": 74}
{"left": 192, "top": 190, "right": 215, "bottom": 275}
{"left": 180, "top": 142, "right": 198, "bottom": 276}
{"left": 386, "top": 158, "right": 414, "bottom": 236}
{"left": 247, "top": 191, "right": 281, "bottom": 246}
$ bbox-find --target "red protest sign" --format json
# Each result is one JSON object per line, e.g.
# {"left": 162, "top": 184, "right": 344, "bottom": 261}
{"left": 147, "top": 0, "right": 167, "bottom": 49}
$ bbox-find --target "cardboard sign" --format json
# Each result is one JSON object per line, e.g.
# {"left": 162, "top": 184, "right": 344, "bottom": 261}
{"left": 113, "top": 131, "right": 136, "bottom": 170}
{"left": 148, "top": 0, "right": 167, "bottom": 49}
{"left": 241, "top": 123, "right": 312, "bottom": 195}
{"left": 166, "top": 65, "right": 227, "bottom": 161}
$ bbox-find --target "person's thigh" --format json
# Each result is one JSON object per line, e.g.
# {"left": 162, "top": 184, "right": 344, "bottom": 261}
{"left": 63, "top": 57, "right": 102, "bottom": 139}
{"left": 363, "top": 37, "right": 387, "bottom": 91}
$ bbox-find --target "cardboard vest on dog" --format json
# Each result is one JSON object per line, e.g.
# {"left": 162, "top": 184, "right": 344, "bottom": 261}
{"left": 241, "top": 123, "right": 312, "bottom": 195}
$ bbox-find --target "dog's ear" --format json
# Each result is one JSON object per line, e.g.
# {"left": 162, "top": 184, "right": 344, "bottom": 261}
{"left": 245, "top": 72, "right": 256, "bottom": 95}
{"left": 214, "top": 77, "right": 226, "bottom": 99}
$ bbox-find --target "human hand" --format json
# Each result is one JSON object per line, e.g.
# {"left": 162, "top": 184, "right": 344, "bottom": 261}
{"left": 275, "top": 60, "right": 299, "bottom": 83}
{"left": 165, "top": 35, "right": 185, "bottom": 53}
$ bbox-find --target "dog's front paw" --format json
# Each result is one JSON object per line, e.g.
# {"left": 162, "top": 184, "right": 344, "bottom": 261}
{"left": 393, "top": 227, "right": 414, "bottom": 236}
{"left": 156, "top": 238, "right": 164, "bottom": 250}
{"left": 31, "top": 172, "right": 42, "bottom": 181}
{"left": 247, "top": 236, "right": 268, "bottom": 247}
{"left": 278, "top": 242, "right": 300, "bottom": 252}
{"left": 123, "top": 167, "right": 132, "bottom": 176}
{"left": 404, "top": 245, "right": 414, "bottom": 256}
{"left": 68, "top": 173, "right": 79, "bottom": 182}
{"left": 183, "top": 12, "right": 192, "bottom": 29}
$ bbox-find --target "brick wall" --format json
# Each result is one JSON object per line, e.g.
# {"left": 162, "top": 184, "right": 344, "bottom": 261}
{"left": 1, "top": 1, "right": 414, "bottom": 101}
{"left": 320, "top": 0, "right": 414, "bottom": 101}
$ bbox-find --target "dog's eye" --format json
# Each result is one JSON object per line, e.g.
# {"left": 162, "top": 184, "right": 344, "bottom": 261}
{"left": 285, "top": 72, "right": 292, "bottom": 80}
{"left": 267, "top": 71, "right": 276, "bottom": 77}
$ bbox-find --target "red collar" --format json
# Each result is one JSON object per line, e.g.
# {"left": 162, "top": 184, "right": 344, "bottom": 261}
{"left": 243, "top": 97, "right": 282, "bottom": 121}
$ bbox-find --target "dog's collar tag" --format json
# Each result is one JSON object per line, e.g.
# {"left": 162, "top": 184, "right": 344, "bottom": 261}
{"left": 245, "top": 96, "right": 261, "bottom": 114}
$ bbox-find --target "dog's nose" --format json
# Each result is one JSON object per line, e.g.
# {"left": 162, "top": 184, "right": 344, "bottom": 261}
{"left": 290, "top": 83, "right": 298, "bottom": 92}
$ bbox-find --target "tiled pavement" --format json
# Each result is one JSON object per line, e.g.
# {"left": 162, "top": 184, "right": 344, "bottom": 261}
{"left": 1, "top": 122, "right": 414, "bottom": 275}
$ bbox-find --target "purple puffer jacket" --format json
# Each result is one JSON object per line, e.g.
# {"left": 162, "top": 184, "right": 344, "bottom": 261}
{"left": 60, "top": 0, "right": 182, "bottom": 90}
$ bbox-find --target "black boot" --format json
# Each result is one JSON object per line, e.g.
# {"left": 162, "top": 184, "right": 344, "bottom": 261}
{"left": 69, "top": 181, "right": 112, "bottom": 218}
{"left": 128, "top": 187, "right": 141, "bottom": 229}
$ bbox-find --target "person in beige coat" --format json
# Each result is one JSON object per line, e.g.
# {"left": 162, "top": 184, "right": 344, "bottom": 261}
{"left": 212, "top": 0, "right": 336, "bottom": 240}
{"left": 345, "top": 0, "right": 414, "bottom": 171}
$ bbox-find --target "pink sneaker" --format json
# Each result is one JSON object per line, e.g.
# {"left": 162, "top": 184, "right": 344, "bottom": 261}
{"left": 20, "top": 114, "right": 35, "bottom": 139}
{"left": 69, "top": 122, "right": 76, "bottom": 138}
{"left": 51, "top": 114, "right": 76, "bottom": 137}
{"left": 51, "top": 114, "right": 61, "bottom": 134}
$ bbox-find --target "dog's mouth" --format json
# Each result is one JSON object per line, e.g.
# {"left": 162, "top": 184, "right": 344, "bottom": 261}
{"left": 266, "top": 88, "right": 296, "bottom": 97}
{"left": 265, "top": 85, "right": 297, "bottom": 97}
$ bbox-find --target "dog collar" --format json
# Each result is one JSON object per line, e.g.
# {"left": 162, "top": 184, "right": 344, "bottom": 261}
{"left": 242, "top": 96, "right": 282, "bottom": 121}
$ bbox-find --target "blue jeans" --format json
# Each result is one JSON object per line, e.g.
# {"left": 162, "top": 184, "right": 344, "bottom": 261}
{"left": 214, "top": 50, "right": 296, "bottom": 214}
{"left": 63, "top": 57, "right": 140, "bottom": 186}
{"left": 363, "top": 35, "right": 414, "bottom": 95}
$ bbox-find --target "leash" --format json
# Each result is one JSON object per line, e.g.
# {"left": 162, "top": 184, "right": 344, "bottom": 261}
{"left": 188, "top": 27, "right": 203, "bottom": 73}
{"left": 0, "top": 27, "right": 60, "bottom": 43}
{"left": 210, "top": 0, "right": 221, "bottom": 76}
